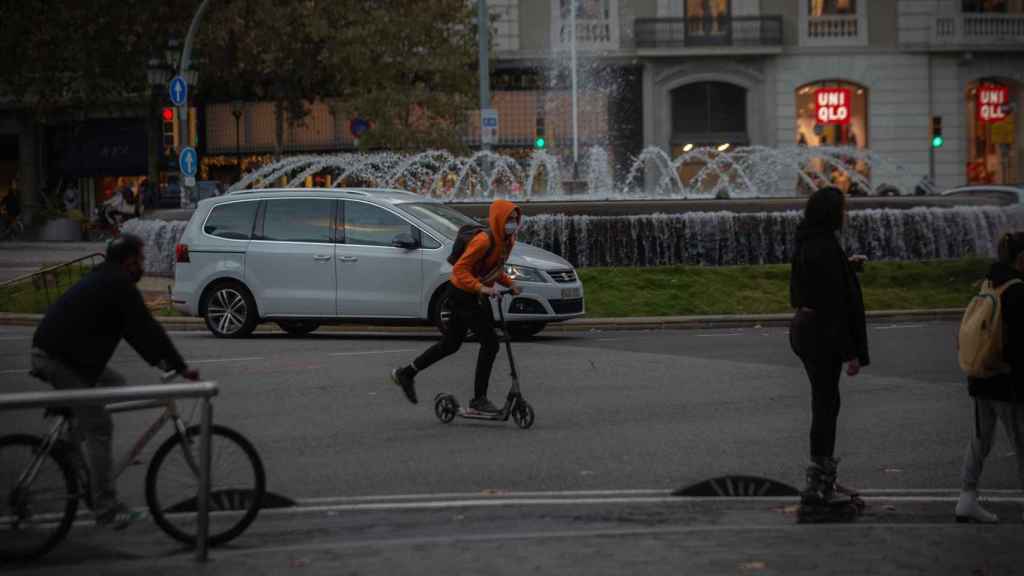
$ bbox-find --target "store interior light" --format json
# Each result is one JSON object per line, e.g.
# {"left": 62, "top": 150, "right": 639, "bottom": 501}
{"left": 683, "top": 143, "right": 694, "bottom": 152}
{"left": 717, "top": 143, "right": 731, "bottom": 152}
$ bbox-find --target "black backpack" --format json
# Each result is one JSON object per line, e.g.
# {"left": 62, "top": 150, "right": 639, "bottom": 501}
{"left": 447, "top": 224, "right": 494, "bottom": 265}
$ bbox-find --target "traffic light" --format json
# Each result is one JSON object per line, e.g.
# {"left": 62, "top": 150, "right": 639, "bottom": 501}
{"left": 931, "top": 116, "right": 944, "bottom": 149}
{"left": 162, "top": 107, "right": 177, "bottom": 148}
{"left": 535, "top": 116, "right": 546, "bottom": 149}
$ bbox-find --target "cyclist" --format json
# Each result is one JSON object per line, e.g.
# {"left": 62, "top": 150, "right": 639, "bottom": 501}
{"left": 30, "top": 234, "right": 200, "bottom": 529}
{"left": 390, "top": 199, "right": 522, "bottom": 413}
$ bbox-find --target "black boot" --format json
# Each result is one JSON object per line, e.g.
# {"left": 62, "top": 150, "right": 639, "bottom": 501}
{"left": 390, "top": 365, "right": 418, "bottom": 404}
{"left": 801, "top": 457, "right": 851, "bottom": 506}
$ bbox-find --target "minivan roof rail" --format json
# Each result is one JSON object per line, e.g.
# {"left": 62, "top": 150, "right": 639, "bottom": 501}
{"left": 227, "top": 188, "right": 368, "bottom": 197}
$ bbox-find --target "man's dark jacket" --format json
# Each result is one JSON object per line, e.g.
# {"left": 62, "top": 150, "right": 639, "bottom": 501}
{"left": 968, "top": 261, "right": 1024, "bottom": 403}
{"left": 33, "top": 262, "right": 186, "bottom": 382}
{"left": 789, "top": 225, "right": 870, "bottom": 366}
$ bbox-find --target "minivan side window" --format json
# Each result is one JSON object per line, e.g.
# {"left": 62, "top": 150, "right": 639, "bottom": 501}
{"left": 344, "top": 201, "right": 417, "bottom": 247}
{"left": 261, "top": 199, "right": 334, "bottom": 243}
{"left": 203, "top": 201, "right": 259, "bottom": 240}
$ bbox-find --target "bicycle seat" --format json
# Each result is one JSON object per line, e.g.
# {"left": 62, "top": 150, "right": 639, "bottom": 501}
{"left": 44, "top": 406, "right": 74, "bottom": 419}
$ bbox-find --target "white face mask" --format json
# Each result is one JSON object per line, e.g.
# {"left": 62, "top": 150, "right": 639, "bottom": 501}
{"left": 504, "top": 220, "right": 519, "bottom": 235}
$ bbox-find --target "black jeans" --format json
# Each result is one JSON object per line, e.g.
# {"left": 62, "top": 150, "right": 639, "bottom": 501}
{"left": 802, "top": 353, "right": 843, "bottom": 459}
{"left": 413, "top": 287, "right": 499, "bottom": 399}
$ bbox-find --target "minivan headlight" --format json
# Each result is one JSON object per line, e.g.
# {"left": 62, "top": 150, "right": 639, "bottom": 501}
{"left": 505, "top": 264, "right": 547, "bottom": 283}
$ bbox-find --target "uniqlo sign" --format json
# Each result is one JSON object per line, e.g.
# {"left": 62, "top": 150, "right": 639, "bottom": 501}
{"left": 815, "top": 88, "right": 852, "bottom": 125}
{"left": 977, "top": 84, "right": 1010, "bottom": 123}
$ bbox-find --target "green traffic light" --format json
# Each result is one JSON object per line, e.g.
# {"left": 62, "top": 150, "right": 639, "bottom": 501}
{"left": 535, "top": 137, "right": 546, "bottom": 149}
{"left": 931, "top": 135, "right": 944, "bottom": 149}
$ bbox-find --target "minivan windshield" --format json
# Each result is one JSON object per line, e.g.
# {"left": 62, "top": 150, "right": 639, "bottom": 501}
{"left": 396, "top": 202, "right": 479, "bottom": 241}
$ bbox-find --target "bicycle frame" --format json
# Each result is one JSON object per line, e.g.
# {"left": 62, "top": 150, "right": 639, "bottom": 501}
{"left": 15, "top": 399, "right": 199, "bottom": 508}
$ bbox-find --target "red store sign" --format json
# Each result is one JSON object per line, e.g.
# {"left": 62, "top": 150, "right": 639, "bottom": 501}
{"left": 815, "top": 88, "right": 852, "bottom": 126}
{"left": 977, "top": 84, "right": 1009, "bottom": 123}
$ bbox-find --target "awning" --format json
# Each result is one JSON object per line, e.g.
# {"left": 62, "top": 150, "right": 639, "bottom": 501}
{"left": 61, "top": 119, "right": 147, "bottom": 177}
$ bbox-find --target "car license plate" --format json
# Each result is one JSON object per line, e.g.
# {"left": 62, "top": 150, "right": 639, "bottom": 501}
{"left": 561, "top": 287, "right": 581, "bottom": 299}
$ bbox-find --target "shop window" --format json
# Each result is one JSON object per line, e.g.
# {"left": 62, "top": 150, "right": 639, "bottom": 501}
{"left": 966, "top": 79, "right": 1019, "bottom": 185}
{"left": 795, "top": 81, "right": 869, "bottom": 193}
{"left": 809, "top": 0, "right": 856, "bottom": 16}
{"left": 672, "top": 82, "right": 746, "bottom": 140}
{"left": 962, "top": 0, "right": 1024, "bottom": 13}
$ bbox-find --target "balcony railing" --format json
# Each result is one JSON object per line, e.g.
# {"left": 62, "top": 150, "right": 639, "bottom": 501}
{"left": 945, "top": 13, "right": 1024, "bottom": 44}
{"left": 634, "top": 16, "right": 783, "bottom": 49}
{"left": 806, "top": 14, "right": 859, "bottom": 40}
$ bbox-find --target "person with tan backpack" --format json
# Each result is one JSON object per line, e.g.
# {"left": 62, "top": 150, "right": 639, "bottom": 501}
{"left": 955, "top": 231, "right": 1024, "bottom": 523}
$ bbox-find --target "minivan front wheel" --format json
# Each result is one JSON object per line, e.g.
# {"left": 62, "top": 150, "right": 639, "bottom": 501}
{"left": 202, "top": 282, "right": 258, "bottom": 338}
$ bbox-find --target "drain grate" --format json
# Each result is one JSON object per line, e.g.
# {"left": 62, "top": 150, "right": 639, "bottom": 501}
{"left": 674, "top": 475, "right": 799, "bottom": 497}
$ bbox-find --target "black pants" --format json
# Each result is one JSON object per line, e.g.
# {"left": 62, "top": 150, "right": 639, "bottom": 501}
{"left": 413, "top": 288, "right": 499, "bottom": 399}
{"left": 802, "top": 354, "right": 843, "bottom": 459}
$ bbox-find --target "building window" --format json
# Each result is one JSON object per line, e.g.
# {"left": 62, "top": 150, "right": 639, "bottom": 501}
{"left": 962, "top": 0, "right": 1024, "bottom": 13}
{"left": 685, "top": 0, "right": 731, "bottom": 38}
{"left": 966, "top": 79, "right": 1019, "bottom": 185}
{"left": 671, "top": 81, "right": 747, "bottom": 148}
{"left": 809, "top": 0, "right": 856, "bottom": 16}
{"left": 795, "top": 81, "right": 869, "bottom": 193}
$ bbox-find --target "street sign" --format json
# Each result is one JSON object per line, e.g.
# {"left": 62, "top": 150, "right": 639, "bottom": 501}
{"left": 349, "top": 117, "right": 370, "bottom": 138}
{"left": 992, "top": 120, "right": 1015, "bottom": 145}
{"left": 481, "top": 108, "right": 499, "bottom": 145}
{"left": 184, "top": 176, "right": 196, "bottom": 187}
{"left": 179, "top": 147, "right": 198, "bottom": 177}
{"left": 169, "top": 76, "right": 188, "bottom": 107}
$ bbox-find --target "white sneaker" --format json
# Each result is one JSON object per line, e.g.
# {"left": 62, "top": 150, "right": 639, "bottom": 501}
{"left": 955, "top": 490, "right": 999, "bottom": 524}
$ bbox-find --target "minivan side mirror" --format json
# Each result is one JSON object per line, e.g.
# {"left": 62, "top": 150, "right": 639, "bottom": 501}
{"left": 392, "top": 232, "right": 419, "bottom": 249}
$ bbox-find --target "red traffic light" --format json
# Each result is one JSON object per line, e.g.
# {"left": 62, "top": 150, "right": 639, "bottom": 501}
{"left": 161, "top": 107, "right": 175, "bottom": 122}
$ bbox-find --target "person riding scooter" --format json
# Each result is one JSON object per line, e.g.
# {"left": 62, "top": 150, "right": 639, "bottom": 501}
{"left": 390, "top": 199, "right": 522, "bottom": 413}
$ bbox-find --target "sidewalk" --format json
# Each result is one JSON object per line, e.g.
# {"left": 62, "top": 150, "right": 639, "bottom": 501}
{"left": 6, "top": 493, "right": 1022, "bottom": 575}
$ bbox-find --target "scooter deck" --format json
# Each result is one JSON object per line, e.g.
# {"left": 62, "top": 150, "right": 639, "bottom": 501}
{"left": 457, "top": 407, "right": 508, "bottom": 420}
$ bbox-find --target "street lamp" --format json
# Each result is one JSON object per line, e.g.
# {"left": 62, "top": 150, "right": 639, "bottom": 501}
{"left": 231, "top": 100, "right": 244, "bottom": 176}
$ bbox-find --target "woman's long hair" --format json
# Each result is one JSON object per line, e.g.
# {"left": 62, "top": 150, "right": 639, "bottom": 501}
{"left": 997, "top": 231, "right": 1024, "bottom": 265}
{"left": 800, "top": 186, "right": 846, "bottom": 232}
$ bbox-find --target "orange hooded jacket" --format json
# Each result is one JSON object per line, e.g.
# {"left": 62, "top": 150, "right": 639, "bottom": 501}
{"left": 450, "top": 199, "right": 521, "bottom": 294}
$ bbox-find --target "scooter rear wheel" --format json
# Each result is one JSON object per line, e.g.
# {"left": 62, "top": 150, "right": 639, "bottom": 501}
{"left": 434, "top": 394, "right": 458, "bottom": 424}
{"left": 512, "top": 400, "right": 535, "bottom": 429}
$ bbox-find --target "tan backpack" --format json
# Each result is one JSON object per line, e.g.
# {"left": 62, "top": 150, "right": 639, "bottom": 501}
{"left": 958, "top": 278, "right": 1022, "bottom": 378}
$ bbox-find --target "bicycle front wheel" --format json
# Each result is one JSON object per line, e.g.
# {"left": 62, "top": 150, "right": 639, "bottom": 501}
{"left": 0, "top": 435, "right": 78, "bottom": 562}
{"left": 145, "top": 425, "right": 265, "bottom": 547}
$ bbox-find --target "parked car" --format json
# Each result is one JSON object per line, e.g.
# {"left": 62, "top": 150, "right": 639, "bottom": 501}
{"left": 940, "top": 184, "right": 1024, "bottom": 205}
{"left": 171, "top": 188, "right": 585, "bottom": 338}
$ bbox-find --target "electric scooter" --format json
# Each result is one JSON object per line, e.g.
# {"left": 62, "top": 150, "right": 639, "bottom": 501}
{"left": 433, "top": 290, "right": 536, "bottom": 429}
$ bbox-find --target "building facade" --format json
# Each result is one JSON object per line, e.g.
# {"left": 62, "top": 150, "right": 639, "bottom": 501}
{"left": 483, "top": 0, "right": 1024, "bottom": 190}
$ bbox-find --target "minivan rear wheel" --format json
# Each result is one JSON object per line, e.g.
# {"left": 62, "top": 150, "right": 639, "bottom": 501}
{"left": 202, "top": 281, "right": 258, "bottom": 338}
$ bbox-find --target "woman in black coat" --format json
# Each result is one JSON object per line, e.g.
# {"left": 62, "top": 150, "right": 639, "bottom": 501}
{"left": 789, "top": 186, "right": 870, "bottom": 505}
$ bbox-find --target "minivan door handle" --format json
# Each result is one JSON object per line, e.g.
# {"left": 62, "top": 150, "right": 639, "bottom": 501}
{"left": 337, "top": 256, "right": 358, "bottom": 263}
{"left": 313, "top": 254, "right": 332, "bottom": 261}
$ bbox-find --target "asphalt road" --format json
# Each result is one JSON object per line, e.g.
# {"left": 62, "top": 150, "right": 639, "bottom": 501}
{"left": 1, "top": 320, "right": 1017, "bottom": 505}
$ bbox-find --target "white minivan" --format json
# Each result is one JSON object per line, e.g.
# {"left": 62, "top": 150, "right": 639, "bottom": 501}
{"left": 171, "top": 188, "right": 585, "bottom": 338}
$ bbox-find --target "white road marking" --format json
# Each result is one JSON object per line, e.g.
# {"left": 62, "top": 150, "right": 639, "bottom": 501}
{"left": 0, "top": 368, "right": 27, "bottom": 375}
{"left": 190, "top": 356, "right": 264, "bottom": 364}
{"left": 873, "top": 324, "right": 928, "bottom": 331}
{"left": 0, "top": 336, "right": 30, "bottom": 341}
{"left": 695, "top": 332, "right": 745, "bottom": 337}
{"left": 329, "top": 349, "right": 418, "bottom": 357}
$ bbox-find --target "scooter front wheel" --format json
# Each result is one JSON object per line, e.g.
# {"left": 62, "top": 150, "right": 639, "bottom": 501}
{"left": 434, "top": 394, "right": 458, "bottom": 424}
{"left": 512, "top": 400, "right": 535, "bottom": 429}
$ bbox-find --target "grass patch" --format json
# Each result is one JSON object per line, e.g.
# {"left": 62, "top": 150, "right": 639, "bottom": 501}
{"left": 0, "top": 267, "right": 91, "bottom": 314}
{"left": 578, "top": 258, "right": 991, "bottom": 318}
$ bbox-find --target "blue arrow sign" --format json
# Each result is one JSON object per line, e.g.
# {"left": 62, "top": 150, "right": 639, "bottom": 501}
{"left": 179, "top": 147, "right": 198, "bottom": 177}
{"left": 169, "top": 76, "right": 188, "bottom": 107}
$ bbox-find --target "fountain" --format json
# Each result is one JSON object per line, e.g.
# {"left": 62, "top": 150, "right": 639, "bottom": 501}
{"left": 124, "top": 143, "right": 1022, "bottom": 277}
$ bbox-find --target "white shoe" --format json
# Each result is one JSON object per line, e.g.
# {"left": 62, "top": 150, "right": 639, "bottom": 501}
{"left": 955, "top": 490, "right": 999, "bottom": 524}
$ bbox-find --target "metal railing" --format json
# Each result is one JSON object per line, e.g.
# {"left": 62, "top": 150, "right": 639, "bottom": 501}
{"left": 933, "top": 13, "right": 1024, "bottom": 45}
{"left": 0, "top": 382, "right": 219, "bottom": 562}
{"left": 0, "top": 253, "right": 105, "bottom": 313}
{"left": 634, "top": 16, "right": 783, "bottom": 48}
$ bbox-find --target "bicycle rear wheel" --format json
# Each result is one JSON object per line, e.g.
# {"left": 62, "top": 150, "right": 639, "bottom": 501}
{"left": 0, "top": 435, "right": 78, "bottom": 562}
{"left": 145, "top": 425, "right": 264, "bottom": 547}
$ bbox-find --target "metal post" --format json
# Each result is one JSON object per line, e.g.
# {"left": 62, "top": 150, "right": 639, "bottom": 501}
{"left": 570, "top": 0, "right": 579, "bottom": 178}
{"left": 478, "top": 0, "right": 491, "bottom": 153}
{"left": 927, "top": 52, "right": 935, "bottom": 182}
{"left": 178, "top": 0, "right": 212, "bottom": 208}
{"left": 196, "top": 396, "right": 212, "bottom": 562}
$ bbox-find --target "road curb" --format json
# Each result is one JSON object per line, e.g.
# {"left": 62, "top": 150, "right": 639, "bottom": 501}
{"left": 0, "top": 309, "right": 964, "bottom": 333}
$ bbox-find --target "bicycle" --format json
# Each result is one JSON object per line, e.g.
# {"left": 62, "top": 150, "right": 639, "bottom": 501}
{"left": 0, "top": 372, "right": 265, "bottom": 562}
